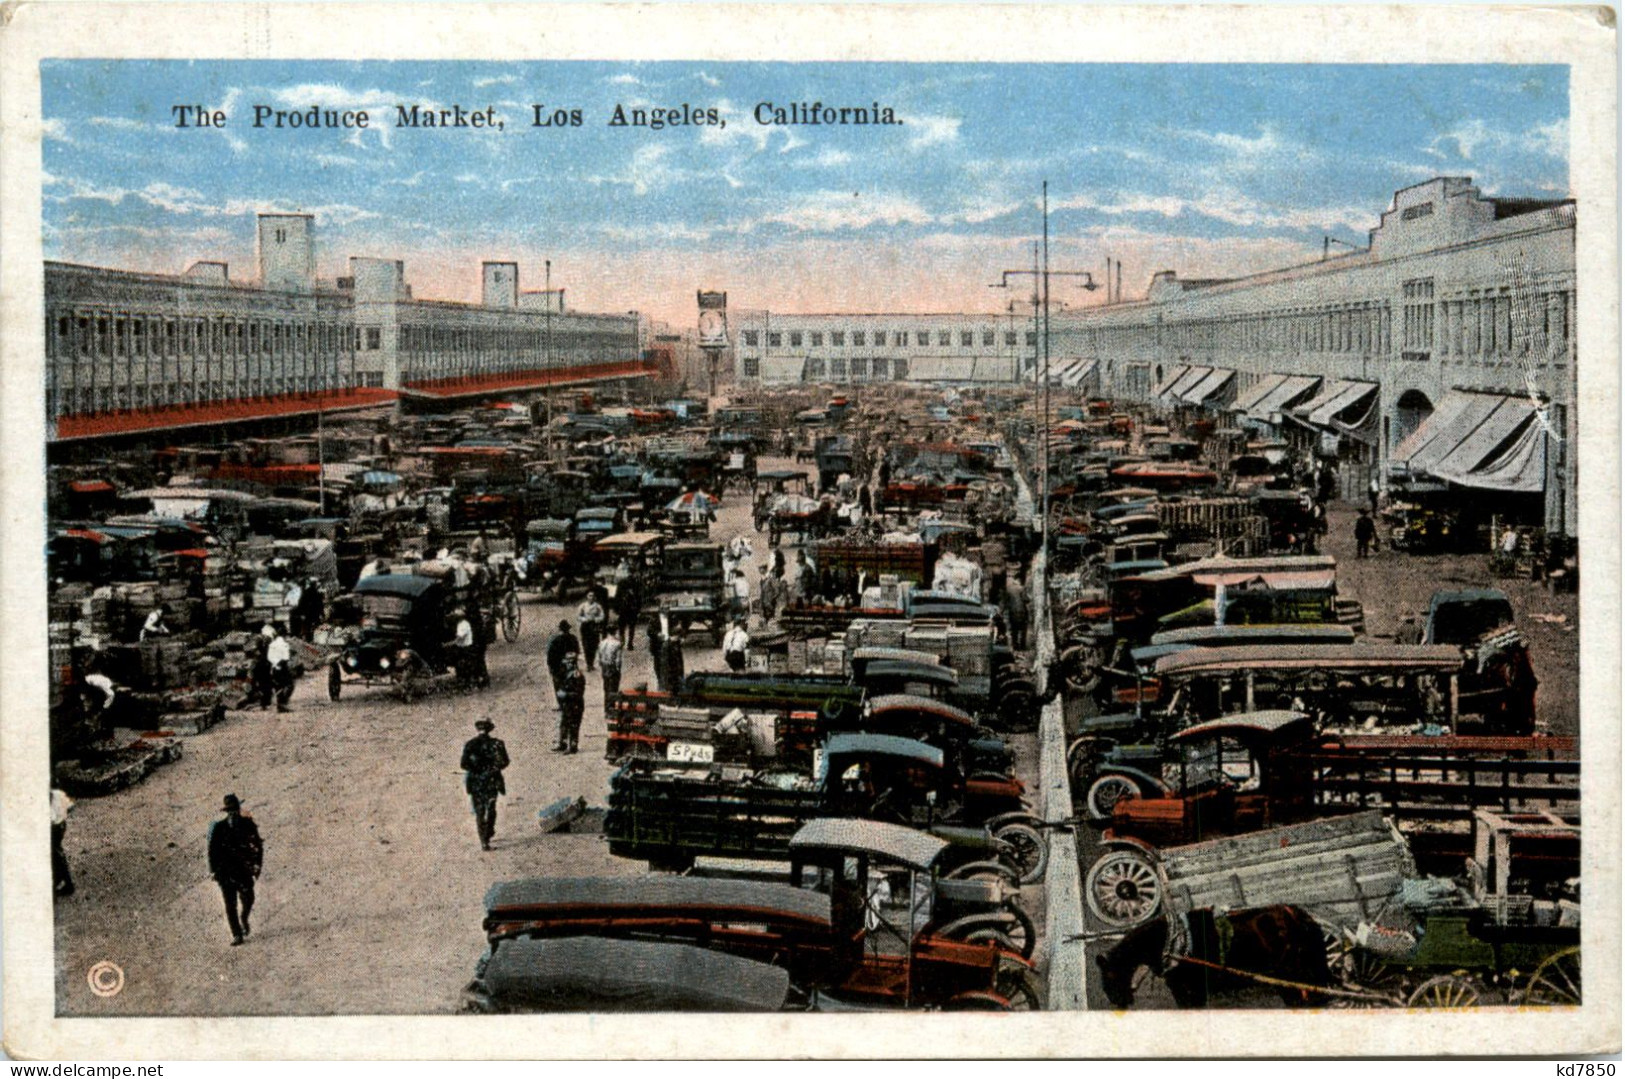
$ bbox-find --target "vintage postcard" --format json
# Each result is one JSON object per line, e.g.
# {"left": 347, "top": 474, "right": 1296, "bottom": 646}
{"left": 0, "top": 2, "right": 1617, "bottom": 1060}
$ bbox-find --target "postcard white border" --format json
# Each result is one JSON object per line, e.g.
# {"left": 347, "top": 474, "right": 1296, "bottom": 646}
{"left": 1, "top": 2, "right": 1617, "bottom": 1059}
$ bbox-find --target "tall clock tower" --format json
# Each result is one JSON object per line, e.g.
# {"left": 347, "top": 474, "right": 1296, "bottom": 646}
{"left": 697, "top": 291, "right": 729, "bottom": 397}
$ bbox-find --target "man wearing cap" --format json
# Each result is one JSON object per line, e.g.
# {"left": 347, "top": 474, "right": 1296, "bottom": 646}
{"left": 460, "top": 719, "right": 509, "bottom": 850}
{"left": 554, "top": 655, "right": 586, "bottom": 754}
{"left": 208, "top": 794, "right": 264, "bottom": 946}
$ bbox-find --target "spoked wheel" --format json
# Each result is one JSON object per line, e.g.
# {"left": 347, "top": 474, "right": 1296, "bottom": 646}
{"left": 938, "top": 908, "right": 1037, "bottom": 961}
{"left": 1407, "top": 974, "right": 1483, "bottom": 1009}
{"left": 943, "top": 860, "right": 1021, "bottom": 887}
{"left": 993, "top": 821, "right": 1049, "bottom": 885}
{"left": 501, "top": 592, "right": 521, "bottom": 642}
{"left": 1520, "top": 947, "right": 1581, "bottom": 1007}
{"left": 1084, "top": 775, "right": 1140, "bottom": 822}
{"left": 992, "top": 957, "right": 1046, "bottom": 1011}
{"left": 1085, "top": 849, "right": 1162, "bottom": 928}
{"left": 327, "top": 663, "right": 343, "bottom": 701}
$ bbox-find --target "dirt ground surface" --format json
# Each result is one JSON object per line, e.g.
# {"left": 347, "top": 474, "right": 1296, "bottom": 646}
{"left": 53, "top": 456, "right": 1044, "bottom": 1016}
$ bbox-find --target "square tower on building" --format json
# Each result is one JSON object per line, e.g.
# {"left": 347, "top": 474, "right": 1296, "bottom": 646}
{"left": 257, "top": 213, "right": 315, "bottom": 292}
{"left": 483, "top": 261, "right": 519, "bottom": 308}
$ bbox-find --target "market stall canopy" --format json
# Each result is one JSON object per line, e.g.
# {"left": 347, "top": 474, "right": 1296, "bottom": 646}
{"left": 1393, "top": 390, "right": 1548, "bottom": 493}
{"left": 1230, "top": 373, "right": 1287, "bottom": 414}
{"left": 971, "top": 356, "right": 1019, "bottom": 382}
{"left": 1238, "top": 374, "right": 1323, "bottom": 424}
{"left": 905, "top": 357, "right": 974, "bottom": 382}
{"left": 759, "top": 356, "right": 808, "bottom": 385}
{"left": 1150, "top": 364, "right": 1191, "bottom": 399}
{"left": 1160, "top": 365, "right": 1212, "bottom": 404}
{"left": 1181, "top": 367, "right": 1236, "bottom": 406}
{"left": 1291, "top": 379, "right": 1379, "bottom": 442}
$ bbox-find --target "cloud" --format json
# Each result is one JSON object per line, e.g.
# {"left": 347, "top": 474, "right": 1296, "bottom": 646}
{"left": 1050, "top": 187, "right": 1374, "bottom": 233}
{"left": 1180, "top": 125, "right": 1286, "bottom": 157}
{"left": 42, "top": 118, "right": 72, "bottom": 144}
{"left": 608, "top": 73, "right": 642, "bottom": 86}
{"left": 747, "top": 190, "right": 935, "bottom": 233}
{"left": 87, "top": 116, "right": 151, "bottom": 133}
{"left": 46, "top": 174, "right": 381, "bottom": 226}
{"left": 587, "top": 144, "right": 687, "bottom": 197}
{"left": 794, "top": 147, "right": 852, "bottom": 169}
{"left": 907, "top": 114, "right": 960, "bottom": 149}
{"left": 472, "top": 74, "right": 518, "bottom": 88}
{"left": 696, "top": 71, "right": 721, "bottom": 88}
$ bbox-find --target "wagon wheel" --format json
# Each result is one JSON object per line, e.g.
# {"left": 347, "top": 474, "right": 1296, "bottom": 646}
{"left": 1085, "top": 849, "right": 1162, "bottom": 928}
{"left": 500, "top": 591, "right": 521, "bottom": 643}
{"left": 996, "top": 685, "right": 1038, "bottom": 733}
{"left": 992, "top": 957, "right": 1046, "bottom": 1011}
{"left": 327, "top": 662, "right": 343, "bottom": 701}
{"left": 993, "top": 821, "right": 1049, "bottom": 885}
{"left": 1520, "top": 947, "right": 1581, "bottom": 1008}
{"left": 1406, "top": 974, "right": 1482, "bottom": 1009}
{"left": 1084, "top": 774, "right": 1140, "bottom": 822}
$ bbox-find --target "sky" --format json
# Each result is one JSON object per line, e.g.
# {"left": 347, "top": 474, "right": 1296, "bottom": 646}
{"left": 42, "top": 61, "right": 1569, "bottom": 327}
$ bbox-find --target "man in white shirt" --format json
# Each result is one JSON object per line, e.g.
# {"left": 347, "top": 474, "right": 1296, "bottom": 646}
{"left": 722, "top": 620, "right": 750, "bottom": 672}
{"left": 729, "top": 568, "right": 751, "bottom": 623}
{"left": 596, "top": 634, "right": 623, "bottom": 713}
{"left": 140, "top": 606, "right": 172, "bottom": 641}
{"left": 265, "top": 625, "right": 294, "bottom": 713}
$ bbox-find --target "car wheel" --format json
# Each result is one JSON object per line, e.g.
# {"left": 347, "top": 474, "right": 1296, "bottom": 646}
{"left": 1085, "top": 774, "right": 1141, "bottom": 822}
{"left": 327, "top": 663, "right": 343, "bottom": 701}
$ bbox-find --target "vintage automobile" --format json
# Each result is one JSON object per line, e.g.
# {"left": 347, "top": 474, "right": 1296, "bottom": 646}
{"left": 657, "top": 541, "right": 728, "bottom": 645}
{"left": 469, "top": 820, "right": 1041, "bottom": 1011}
{"left": 327, "top": 574, "right": 461, "bottom": 700}
{"left": 605, "top": 732, "right": 1038, "bottom": 878}
{"left": 593, "top": 531, "right": 668, "bottom": 616}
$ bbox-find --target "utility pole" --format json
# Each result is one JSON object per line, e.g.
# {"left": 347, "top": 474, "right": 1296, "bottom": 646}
{"left": 545, "top": 259, "right": 553, "bottom": 371}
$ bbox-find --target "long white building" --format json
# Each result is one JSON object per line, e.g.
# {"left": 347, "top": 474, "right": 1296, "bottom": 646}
{"left": 734, "top": 177, "right": 1577, "bottom": 535}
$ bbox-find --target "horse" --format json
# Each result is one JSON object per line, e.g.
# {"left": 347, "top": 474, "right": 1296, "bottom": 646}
{"left": 1095, "top": 904, "right": 1331, "bottom": 1009}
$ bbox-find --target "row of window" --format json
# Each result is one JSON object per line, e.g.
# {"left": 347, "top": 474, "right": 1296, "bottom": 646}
{"left": 741, "top": 356, "right": 911, "bottom": 380}
{"left": 1073, "top": 287, "right": 1573, "bottom": 361}
{"left": 50, "top": 371, "right": 359, "bottom": 418}
{"left": 743, "top": 328, "right": 1031, "bottom": 349}
{"left": 48, "top": 309, "right": 353, "bottom": 360}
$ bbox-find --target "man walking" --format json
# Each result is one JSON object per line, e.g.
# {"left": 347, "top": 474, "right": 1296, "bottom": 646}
{"left": 577, "top": 593, "right": 606, "bottom": 671}
{"left": 554, "top": 655, "right": 586, "bottom": 754}
{"left": 1354, "top": 509, "right": 1378, "bottom": 559}
{"left": 208, "top": 793, "right": 263, "bottom": 946}
{"left": 722, "top": 619, "right": 751, "bottom": 672}
{"left": 460, "top": 718, "right": 509, "bottom": 850}
{"left": 1002, "top": 576, "right": 1030, "bottom": 651}
{"left": 266, "top": 624, "right": 295, "bottom": 712}
{"left": 545, "top": 619, "right": 579, "bottom": 690}
{"left": 596, "top": 632, "right": 623, "bottom": 713}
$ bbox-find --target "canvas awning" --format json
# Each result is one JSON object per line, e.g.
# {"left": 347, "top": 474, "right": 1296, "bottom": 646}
{"left": 1389, "top": 391, "right": 1501, "bottom": 474}
{"left": 759, "top": 356, "right": 807, "bottom": 384}
{"left": 1150, "top": 364, "right": 1191, "bottom": 398}
{"left": 1182, "top": 367, "right": 1235, "bottom": 406}
{"left": 1162, "top": 365, "right": 1212, "bottom": 403}
{"left": 1061, "top": 358, "right": 1099, "bottom": 388}
{"left": 971, "top": 355, "right": 1019, "bottom": 382}
{"left": 1230, "top": 373, "right": 1288, "bottom": 414}
{"left": 1241, "top": 374, "right": 1322, "bottom": 423}
{"left": 1430, "top": 395, "right": 1546, "bottom": 492}
{"left": 905, "top": 357, "right": 975, "bottom": 382}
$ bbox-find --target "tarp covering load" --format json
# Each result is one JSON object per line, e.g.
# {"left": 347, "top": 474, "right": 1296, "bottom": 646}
{"left": 1391, "top": 391, "right": 1548, "bottom": 493}
{"left": 478, "top": 937, "right": 792, "bottom": 1012}
{"left": 931, "top": 552, "right": 984, "bottom": 600}
{"left": 1159, "top": 810, "right": 1417, "bottom": 932}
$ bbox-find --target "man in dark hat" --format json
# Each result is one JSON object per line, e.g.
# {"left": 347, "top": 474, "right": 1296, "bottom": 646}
{"left": 554, "top": 655, "right": 586, "bottom": 754}
{"left": 460, "top": 719, "right": 509, "bottom": 850}
{"left": 207, "top": 793, "right": 264, "bottom": 946}
{"left": 544, "top": 619, "right": 579, "bottom": 690}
